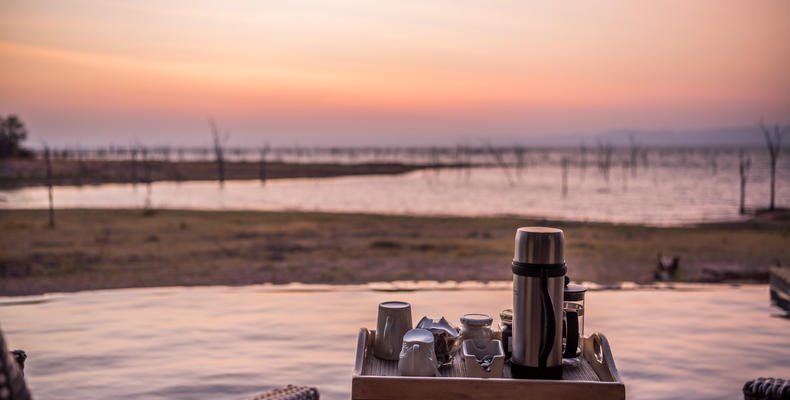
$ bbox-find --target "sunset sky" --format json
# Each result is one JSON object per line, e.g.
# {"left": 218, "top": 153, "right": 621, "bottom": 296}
{"left": 1, "top": 0, "right": 789, "bottom": 146}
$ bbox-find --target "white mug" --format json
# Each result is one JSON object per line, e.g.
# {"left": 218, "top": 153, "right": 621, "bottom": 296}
{"left": 374, "top": 301, "right": 412, "bottom": 360}
{"left": 398, "top": 329, "right": 439, "bottom": 376}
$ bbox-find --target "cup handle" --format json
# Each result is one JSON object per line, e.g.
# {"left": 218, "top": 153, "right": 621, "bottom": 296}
{"left": 410, "top": 344, "right": 419, "bottom": 372}
{"left": 563, "top": 310, "right": 579, "bottom": 358}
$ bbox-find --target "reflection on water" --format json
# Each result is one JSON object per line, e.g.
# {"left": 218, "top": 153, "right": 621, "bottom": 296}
{"left": 1, "top": 284, "right": 788, "bottom": 399}
{"left": 3, "top": 161, "right": 789, "bottom": 225}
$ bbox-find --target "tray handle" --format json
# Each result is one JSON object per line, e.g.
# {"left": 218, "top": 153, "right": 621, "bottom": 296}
{"left": 583, "top": 332, "right": 621, "bottom": 383}
{"left": 354, "top": 328, "right": 371, "bottom": 376}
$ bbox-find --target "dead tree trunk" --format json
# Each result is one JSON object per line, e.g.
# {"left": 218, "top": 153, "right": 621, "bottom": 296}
{"left": 209, "top": 119, "right": 226, "bottom": 187}
{"left": 141, "top": 146, "right": 151, "bottom": 183}
{"left": 561, "top": 157, "right": 568, "bottom": 197}
{"left": 514, "top": 146, "right": 526, "bottom": 179}
{"left": 44, "top": 146, "right": 55, "bottom": 229}
{"left": 739, "top": 149, "right": 751, "bottom": 215}
{"left": 579, "top": 142, "right": 587, "bottom": 180}
{"left": 629, "top": 135, "right": 639, "bottom": 177}
{"left": 597, "top": 140, "right": 613, "bottom": 181}
{"left": 75, "top": 148, "right": 84, "bottom": 186}
{"left": 621, "top": 161, "right": 628, "bottom": 192}
{"left": 761, "top": 121, "right": 786, "bottom": 211}
{"left": 485, "top": 144, "right": 515, "bottom": 186}
{"left": 130, "top": 146, "right": 138, "bottom": 187}
{"left": 141, "top": 146, "right": 154, "bottom": 214}
{"left": 259, "top": 145, "right": 269, "bottom": 184}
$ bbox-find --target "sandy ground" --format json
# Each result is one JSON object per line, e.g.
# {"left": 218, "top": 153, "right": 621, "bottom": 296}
{"left": 1, "top": 209, "right": 788, "bottom": 296}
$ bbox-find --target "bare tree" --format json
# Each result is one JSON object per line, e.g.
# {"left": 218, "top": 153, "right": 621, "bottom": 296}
{"left": 513, "top": 145, "right": 527, "bottom": 179}
{"left": 259, "top": 143, "right": 270, "bottom": 184}
{"left": 141, "top": 146, "right": 151, "bottom": 183}
{"left": 739, "top": 149, "right": 751, "bottom": 215}
{"left": 620, "top": 160, "right": 629, "bottom": 192}
{"left": 75, "top": 145, "right": 84, "bottom": 186}
{"left": 430, "top": 146, "right": 441, "bottom": 177}
{"left": 761, "top": 120, "right": 788, "bottom": 211}
{"left": 628, "top": 134, "right": 639, "bottom": 177}
{"left": 596, "top": 140, "right": 613, "bottom": 180}
{"left": 130, "top": 145, "right": 139, "bottom": 187}
{"left": 0, "top": 115, "right": 31, "bottom": 158}
{"left": 44, "top": 145, "right": 55, "bottom": 228}
{"left": 579, "top": 141, "right": 587, "bottom": 179}
{"left": 140, "top": 145, "right": 154, "bottom": 214}
{"left": 209, "top": 118, "right": 227, "bottom": 186}
{"left": 484, "top": 142, "right": 515, "bottom": 186}
{"left": 561, "top": 157, "right": 569, "bottom": 197}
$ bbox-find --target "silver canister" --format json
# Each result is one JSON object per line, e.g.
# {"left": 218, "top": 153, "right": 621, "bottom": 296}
{"left": 511, "top": 227, "right": 566, "bottom": 379}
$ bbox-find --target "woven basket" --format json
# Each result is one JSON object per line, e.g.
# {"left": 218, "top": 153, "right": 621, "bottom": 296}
{"left": 249, "top": 385, "right": 319, "bottom": 400}
{"left": 743, "top": 377, "right": 790, "bottom": 400}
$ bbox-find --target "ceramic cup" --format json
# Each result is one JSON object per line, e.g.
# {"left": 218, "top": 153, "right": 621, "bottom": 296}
{"left": 398, "top": 329, "right": 439, "bottom": 377}
{"left": 374, "top": 301, "right": 413, "bottom": 360}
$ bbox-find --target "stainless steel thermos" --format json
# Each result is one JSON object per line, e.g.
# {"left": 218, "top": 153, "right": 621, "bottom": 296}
{"left": 511, "top": 227, "right": 566, "bottom": 379}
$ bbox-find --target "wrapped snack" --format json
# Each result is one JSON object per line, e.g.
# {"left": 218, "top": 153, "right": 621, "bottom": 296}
{"left": 416, "top": 316, "right": 459, "bottom": 366}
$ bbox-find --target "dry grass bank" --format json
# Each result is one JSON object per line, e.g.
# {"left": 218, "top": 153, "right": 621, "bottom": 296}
{"left": 0, "top": 158, "right": 448, "bottom": 188}
{"left": 1, "top": 209, "right": 788, "bottom": 296}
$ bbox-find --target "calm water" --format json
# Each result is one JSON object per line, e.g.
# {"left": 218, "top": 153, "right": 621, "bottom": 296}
{"left": 2, "top": 149, "right": 789, "bottom": 225}
{"left": 1, "top": 283, "right": 788, "bottom": 400}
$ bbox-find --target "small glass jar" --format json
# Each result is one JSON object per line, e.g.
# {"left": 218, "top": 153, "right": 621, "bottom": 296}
{"left": 499, "top": 309, "right": 513, "bottom": 360}
{"left": 450, "top": 313, "right": 494, "bottom": 357}
{"left": 459, "top": 313, "right": 493, "bottom": 344}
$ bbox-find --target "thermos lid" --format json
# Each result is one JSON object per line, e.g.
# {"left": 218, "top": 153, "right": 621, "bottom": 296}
{"left": 499, "top": 309, "right": 512, "bottom": 324}
{"left": 514, "top": 227, "right": 564, "bottom": 264}
{"left": 460, "top": 313, "right": 493, "bottom": 326}
{"left": 564, "top": 284, "right": 587, "bottom": 301}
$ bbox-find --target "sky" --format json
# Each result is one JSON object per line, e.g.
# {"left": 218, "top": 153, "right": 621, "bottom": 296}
{"left": 1, "top": 0, "right": 789, "bottom": 147}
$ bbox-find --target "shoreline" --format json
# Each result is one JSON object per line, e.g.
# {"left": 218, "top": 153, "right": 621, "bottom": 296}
{"left": 0, "top": 281, "right": 767, "bottom": 302}
{"left": 0, "top": 158, "right": 462, "bottom": 188}
{"left": 1, "top": 209, "right": 787, "bottom": 296}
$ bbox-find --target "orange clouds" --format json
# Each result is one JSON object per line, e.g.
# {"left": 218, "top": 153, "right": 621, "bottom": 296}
{"left": 1, "top": 0, "right": 789, "bottom": 143}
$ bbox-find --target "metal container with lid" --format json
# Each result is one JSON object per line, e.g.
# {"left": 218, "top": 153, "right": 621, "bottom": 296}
{"left": 511, "top": 227, "right": 567, "bottom": 379}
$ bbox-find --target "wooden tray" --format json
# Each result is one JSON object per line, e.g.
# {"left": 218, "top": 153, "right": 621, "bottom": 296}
{"left": 352, "top": 328, "right": 625, "bottom": 399}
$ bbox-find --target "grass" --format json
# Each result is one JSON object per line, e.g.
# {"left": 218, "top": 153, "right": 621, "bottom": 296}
{"left": 1, "top": 209, "right": 788, "bottom": 296}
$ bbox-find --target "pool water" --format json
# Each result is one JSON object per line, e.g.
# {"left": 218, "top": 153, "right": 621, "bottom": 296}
{"left": 1, "top": 283, "right": 788, "bottom": 399}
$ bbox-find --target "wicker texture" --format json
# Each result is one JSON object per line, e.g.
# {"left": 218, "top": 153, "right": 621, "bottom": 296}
{"left": 249, "top": 385, "right": 319, "bottom": 400}
{"left": 0, "top": 327, "right": 31, "bottom": 400}
{"left": 743, "top": 377, "right": 790, "bottom": 400}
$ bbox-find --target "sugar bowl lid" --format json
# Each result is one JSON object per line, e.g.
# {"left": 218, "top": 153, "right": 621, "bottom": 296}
{"left": 460, "top": 313, "right": 493, "bottom": 326}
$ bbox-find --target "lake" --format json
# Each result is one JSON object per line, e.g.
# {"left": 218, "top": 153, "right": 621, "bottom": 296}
{"left": 2, "top": 148, "right": 788, "bottom": 225}
{"left": 1, "top": 283, "right": 788, "bottom": 399}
